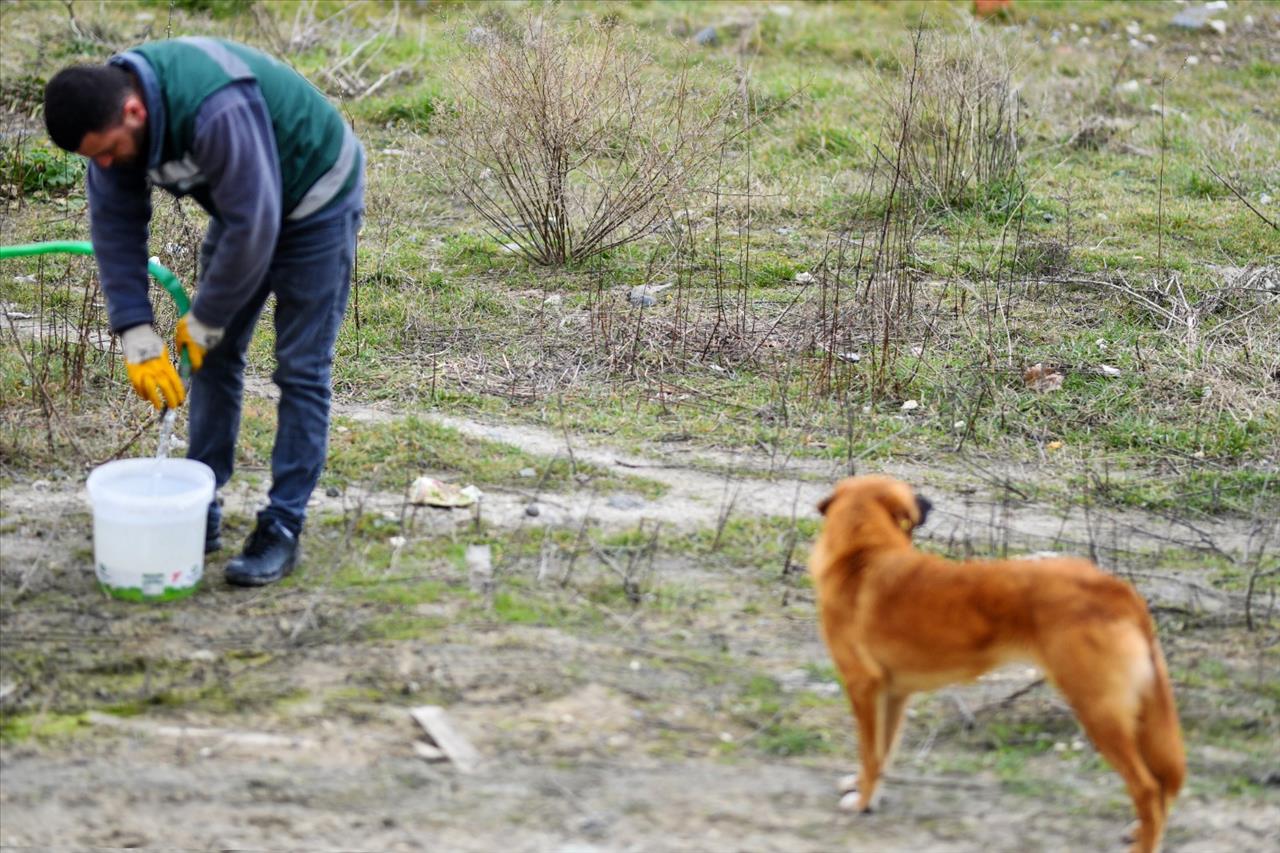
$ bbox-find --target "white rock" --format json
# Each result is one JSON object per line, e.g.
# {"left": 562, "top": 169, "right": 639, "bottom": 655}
{"left": 1118, "top": 80, "right": 1142, "bottom": 93}
{"left": 1208, "top": 19, "right": 1226, "bottom": 34}
{"left": 901, "top": 400, "right": 920, "bottom": 412}
{"left": 794, "top": 271, "right": 815, "bottom": 284}
{"left": 1186, "top": 55, "right": 1200, "bottom": 65}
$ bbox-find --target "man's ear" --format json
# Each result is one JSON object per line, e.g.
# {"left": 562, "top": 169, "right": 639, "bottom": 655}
{"left": 816, "top": 492, "right": 834, "bottom": 515}
{"left": 915, "top": 494, "right": 932, "bottom": 527}
{"left": 121, "top": 92, "right": 147, "bottom": 128}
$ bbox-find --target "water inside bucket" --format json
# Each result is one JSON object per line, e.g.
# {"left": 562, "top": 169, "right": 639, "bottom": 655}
{"left": 109, "top": 471, "right": 198, "bottom": 499}
{"left": 86, "top": 458, "right": 215, "bottom": 601}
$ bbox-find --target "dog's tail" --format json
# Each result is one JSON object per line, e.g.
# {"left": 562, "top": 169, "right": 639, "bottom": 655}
{"left": 1138, "top": 634, "right": 1185, "bottom": 814}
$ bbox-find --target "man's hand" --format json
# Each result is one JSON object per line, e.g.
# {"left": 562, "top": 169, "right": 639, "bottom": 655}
{"left": 121, "top": 324, "right": 184, "bottom": 410}
{"left": 175, "top": 313, "right": 224, "bottom": 371}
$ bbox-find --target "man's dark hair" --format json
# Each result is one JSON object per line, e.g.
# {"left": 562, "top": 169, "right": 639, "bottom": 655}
{"left": 44, "top": 64, "right": 135, "bottom": 152}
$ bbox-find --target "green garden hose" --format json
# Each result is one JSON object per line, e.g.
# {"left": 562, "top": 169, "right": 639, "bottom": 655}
{"left": 0, "top": 239, "right": 191, "bottom": 373}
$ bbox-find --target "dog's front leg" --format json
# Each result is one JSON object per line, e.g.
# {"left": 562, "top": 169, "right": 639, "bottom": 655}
{"left": 839, "top": 680, "right": 888, "bottom": 813}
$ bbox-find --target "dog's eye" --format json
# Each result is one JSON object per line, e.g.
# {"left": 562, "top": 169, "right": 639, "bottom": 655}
{"left": 899, "top": 517, "right": 912, "bottom": 532}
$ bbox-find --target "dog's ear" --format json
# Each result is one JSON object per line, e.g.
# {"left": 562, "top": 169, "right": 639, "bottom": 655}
{"left": 915, "top": 494, "right": 932, "bottom": 528}
{"left": 817, "top": 492, "right": 835, "bottom": 515}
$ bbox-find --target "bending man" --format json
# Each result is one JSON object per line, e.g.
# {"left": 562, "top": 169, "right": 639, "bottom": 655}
{"left": 45, "top": 37, "right": 364, "bottom": 586}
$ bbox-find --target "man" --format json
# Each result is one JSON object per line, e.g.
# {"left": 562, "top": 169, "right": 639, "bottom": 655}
{"left": 44, "top": 37, "right": 364, "bottom": 586}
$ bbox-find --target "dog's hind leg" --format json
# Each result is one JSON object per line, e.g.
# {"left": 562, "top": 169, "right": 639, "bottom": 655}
{"left": 1047, "top": 630, "right": 1169, "bottom": 853}
{"left": 1074, "top": 704, "right": 1165, "bottom": 853}
{"left": 1137, "top": 638, "right": 1185, "bottom": 821}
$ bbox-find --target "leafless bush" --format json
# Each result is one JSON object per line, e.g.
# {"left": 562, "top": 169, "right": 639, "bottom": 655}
{"left": 884, "top": 24, "right": 1022, "bottom": 210}
{"left": 435, "top": 15, "right": 736, "bottom": 265}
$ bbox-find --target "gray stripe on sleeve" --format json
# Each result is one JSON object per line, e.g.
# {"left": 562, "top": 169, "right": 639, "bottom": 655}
{"left": 177, "top": 36, "right": 253, "bottom": 79}
{"left": 287, "top": 123, "right": 360, "bottom": 221}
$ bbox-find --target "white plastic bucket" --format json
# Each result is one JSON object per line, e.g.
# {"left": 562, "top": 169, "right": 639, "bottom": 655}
{"left": 85, "top": 458, "right": 215, "bottom": 601}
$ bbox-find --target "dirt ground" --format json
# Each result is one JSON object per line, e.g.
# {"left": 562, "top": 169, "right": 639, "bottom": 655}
{"left": 2, "top": 386, "right": 1277, "bottom": 852}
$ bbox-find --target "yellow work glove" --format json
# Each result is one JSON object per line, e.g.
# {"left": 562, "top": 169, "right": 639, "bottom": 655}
{"left": 174, "top": 313, "right": 224, "bottom": 371}
{"left": 121, "top": 324, "right": 184, "bottom": 411}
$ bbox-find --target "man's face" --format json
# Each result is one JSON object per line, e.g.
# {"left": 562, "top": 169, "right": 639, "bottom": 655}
{"left": 76, "top": 93, "right": 147, "bottom": 169}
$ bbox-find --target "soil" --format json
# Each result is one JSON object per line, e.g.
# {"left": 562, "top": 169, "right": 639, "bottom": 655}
{"left": 2, "top": 388, "right": 1277, "bottom": 852}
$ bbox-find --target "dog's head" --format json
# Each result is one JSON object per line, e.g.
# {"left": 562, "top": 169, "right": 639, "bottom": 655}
{"left": 816, "top": 475, "right": 932, "bottom": 546}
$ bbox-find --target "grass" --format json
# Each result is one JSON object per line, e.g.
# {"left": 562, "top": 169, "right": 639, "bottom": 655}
{"left": 0, "top": 1, "right": 1276, "bottom": 828}
{"left": 0, "top": 1, "right": 1273, "bottom": 498}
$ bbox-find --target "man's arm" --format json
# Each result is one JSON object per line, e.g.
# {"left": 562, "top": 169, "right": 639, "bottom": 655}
{"left": 187, "top": 81, "right": 283, "bottom": 328}
{"left": 87, "top": 163, "right": 154, "bottom": 334}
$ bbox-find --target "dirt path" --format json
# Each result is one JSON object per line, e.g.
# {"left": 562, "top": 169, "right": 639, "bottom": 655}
{"left": 2, "top": 384, "right": 1276, "bottom": 852}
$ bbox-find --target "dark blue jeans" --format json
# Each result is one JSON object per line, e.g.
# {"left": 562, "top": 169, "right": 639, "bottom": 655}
{"left": 190, "top": 189, "right": 363, "bottom": 537}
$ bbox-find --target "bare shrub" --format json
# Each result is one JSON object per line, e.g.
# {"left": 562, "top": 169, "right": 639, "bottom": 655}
{"left": 883, "top": 24, "right": 1022, "bottom": 211}
{"left": 435, "top": 15, "right": 735, "bottom": 265}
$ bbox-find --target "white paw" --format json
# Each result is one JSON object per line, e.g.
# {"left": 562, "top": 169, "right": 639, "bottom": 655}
{"left": 837, "top": 773, "right": 860, "bottom": 794}
{"left": 838, "top": 790, "right": 862, "bottom": 811}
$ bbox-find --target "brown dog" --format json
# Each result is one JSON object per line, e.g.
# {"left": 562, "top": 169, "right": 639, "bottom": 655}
{"left": 810, "top": 475, "right": 1185, "bottom": 853}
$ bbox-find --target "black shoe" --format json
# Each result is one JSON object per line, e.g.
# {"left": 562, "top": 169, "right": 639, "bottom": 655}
{"left": 225, "top": 519, "right": 299, "bottom": 587}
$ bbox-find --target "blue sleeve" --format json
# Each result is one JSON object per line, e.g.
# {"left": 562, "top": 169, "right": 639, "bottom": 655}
{"left": 187, "top": 82, "right": 282, "bottom": 328}
{"left": 87, "top": 163, "right": 154, "bottom": 334}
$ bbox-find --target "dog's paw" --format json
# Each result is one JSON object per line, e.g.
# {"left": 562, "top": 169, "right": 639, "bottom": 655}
{"left": 837, "top": 773, "right": 860, "bottom": 794}
{"left": 838, "top": 789, "right": 880, "bottom": 813}
{"left": 1120, "top": 819, "right": 1138, "bottom": 844}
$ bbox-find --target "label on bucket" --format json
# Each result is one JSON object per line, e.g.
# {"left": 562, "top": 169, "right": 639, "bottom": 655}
{"left": 97, "top": 562, "right": 203, "bottom": 602}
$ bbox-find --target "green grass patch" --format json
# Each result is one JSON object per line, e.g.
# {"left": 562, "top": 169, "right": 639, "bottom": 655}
{"left": 0, "top": 711, "right": 90, "bottom": 744}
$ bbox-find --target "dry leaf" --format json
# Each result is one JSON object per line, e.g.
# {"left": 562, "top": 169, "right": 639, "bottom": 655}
{"left": 1024, "top": 363, "right": 1065, "bottom": 393}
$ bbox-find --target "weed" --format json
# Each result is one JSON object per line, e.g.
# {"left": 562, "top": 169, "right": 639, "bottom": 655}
{"left": 0, "top": 143, "right": 85, "bottom": 197}
{"left": 434, "top": 13, "right": 737, "bottom": 265}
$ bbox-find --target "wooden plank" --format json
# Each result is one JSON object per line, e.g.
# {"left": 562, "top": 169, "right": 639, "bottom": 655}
{"left": 409, "top": 705, "right": 481, "bottom": 773}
